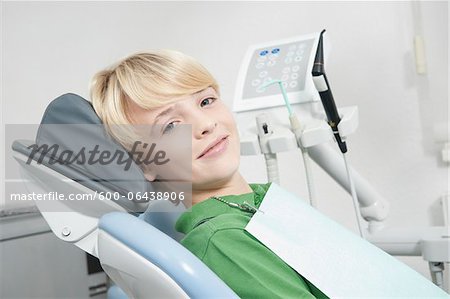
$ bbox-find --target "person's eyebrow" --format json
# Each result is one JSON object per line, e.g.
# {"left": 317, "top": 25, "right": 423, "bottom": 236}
{"left": 154, "top": 106, "right": 175, "bottom": 123}
{"left": 153, "top": 88, "right": 214, "bottom": 122}
{"left": 195, "top": 87, "right": 214, "bottom": 97}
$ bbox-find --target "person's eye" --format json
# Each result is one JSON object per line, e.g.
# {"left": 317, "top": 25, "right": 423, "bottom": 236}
{"left": 162, "top": 121, "right": 178, "bottom": 135}
{"left": 200, "top": 97, "right": 217, "bottom": 107}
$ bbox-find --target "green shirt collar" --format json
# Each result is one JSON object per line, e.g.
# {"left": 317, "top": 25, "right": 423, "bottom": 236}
{"left": 175, "top": 183, "right": 270, "bottom": 234}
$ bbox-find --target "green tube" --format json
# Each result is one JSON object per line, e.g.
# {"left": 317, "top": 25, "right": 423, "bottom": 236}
{"left": 260, "top": 79, "right": 293, "bottom": 116}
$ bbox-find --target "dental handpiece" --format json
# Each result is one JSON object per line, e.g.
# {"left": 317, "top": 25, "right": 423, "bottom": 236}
{"left": 312, "top": 29, "right": 347, "bottom": 154}
{"left": 312, "top": 30, "right": 364, "bottom": 237}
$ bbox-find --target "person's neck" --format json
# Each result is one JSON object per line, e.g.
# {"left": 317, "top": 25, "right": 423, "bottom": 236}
{"left": 191, "top": 172, "right": 252, "bottom": 205}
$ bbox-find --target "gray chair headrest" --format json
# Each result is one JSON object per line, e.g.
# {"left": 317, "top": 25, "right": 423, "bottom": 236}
{"left": 14, "top": 93, "right": 151, "bottom": 196}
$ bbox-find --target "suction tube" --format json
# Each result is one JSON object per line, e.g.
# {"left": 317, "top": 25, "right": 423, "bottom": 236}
{"left": 312, "top": 29, "right": 347, "bottom": 154}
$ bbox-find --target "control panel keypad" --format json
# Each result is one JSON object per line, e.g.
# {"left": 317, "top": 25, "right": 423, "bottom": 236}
{"left": 243, "top": 39, "right": 315, "bottom": 99}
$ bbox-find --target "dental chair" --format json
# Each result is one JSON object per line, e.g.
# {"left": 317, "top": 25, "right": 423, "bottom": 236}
{"left": 11, "top": 93, "right": 239, "bottom": 299}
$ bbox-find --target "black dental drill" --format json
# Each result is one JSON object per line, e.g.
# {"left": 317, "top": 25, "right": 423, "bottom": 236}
{"left": 312, "top": 29, "right": 347, "bottom": 154}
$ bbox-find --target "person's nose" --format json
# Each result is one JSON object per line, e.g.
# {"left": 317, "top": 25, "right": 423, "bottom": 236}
{"left": 193, "top": 113, "right": 217, "bottom": 139}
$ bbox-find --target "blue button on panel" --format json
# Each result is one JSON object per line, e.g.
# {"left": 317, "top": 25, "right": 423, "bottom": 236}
{"left": 271, "top": 48, "right": 280, "bottom": 54}
{"left": 260, "top": 50, "right": 269, "bottom": 56}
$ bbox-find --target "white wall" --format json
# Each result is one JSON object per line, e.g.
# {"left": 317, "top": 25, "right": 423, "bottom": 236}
{"left": 2, "top": 0, "right": 448, "bottom": 283}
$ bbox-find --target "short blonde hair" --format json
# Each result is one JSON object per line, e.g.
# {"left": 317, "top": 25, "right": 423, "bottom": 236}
{"left": 90, "top": 49, "right": 219, "bottom": 146}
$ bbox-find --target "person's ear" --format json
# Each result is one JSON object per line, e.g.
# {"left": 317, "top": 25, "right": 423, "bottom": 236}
{"left": 143, "top": 169, "right": 157, "bottom": 182}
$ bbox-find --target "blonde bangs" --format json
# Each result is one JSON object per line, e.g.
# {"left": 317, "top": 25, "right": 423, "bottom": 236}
{"left": 116, "top": 50, "right": 219, "bottom": 111}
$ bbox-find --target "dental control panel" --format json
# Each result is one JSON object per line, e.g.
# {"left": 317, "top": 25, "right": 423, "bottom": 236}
{"left": 234, "top": 32, "right": 359, "bottom": 153}
{"left": 244, "top": 41, "right": 314, "bottom": 97}
{"left": 234, "top": 32, "right": 321, "bottom": 112}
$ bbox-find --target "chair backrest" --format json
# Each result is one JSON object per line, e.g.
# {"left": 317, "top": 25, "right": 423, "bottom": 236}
{"left": 138, "top": 201, "right": 186, "bottom": 242}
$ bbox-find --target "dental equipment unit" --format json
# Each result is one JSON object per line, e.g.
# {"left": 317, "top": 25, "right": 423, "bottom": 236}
{"left": 233, "top": 30, "right": 450, "bottom": 290}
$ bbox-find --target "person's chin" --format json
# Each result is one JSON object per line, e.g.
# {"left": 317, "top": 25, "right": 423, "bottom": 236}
{"left": 193, "top": 167, "right": 237, "bottom": 186}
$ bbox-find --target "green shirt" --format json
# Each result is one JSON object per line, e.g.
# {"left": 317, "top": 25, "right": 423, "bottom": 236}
{"left": 175, "top": 183, "right": 328, "bottom": 299}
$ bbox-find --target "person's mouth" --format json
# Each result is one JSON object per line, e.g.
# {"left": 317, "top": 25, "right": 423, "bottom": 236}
{"left": 197, "top": 135, "right": 230, "bottom": 159}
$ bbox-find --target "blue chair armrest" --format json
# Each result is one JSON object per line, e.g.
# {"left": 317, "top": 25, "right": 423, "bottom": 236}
{"left": 107, "top": 285, "right": 128, "bottom": 299}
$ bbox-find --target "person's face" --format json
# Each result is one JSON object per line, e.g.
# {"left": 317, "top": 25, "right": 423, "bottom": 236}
{"left": 127, "top": 87, "right": 241, "bottom": 190}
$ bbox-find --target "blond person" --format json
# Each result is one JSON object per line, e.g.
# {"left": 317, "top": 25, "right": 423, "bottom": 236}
{"left": 90, "top": 50, "right": 327, "bottom": 299}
